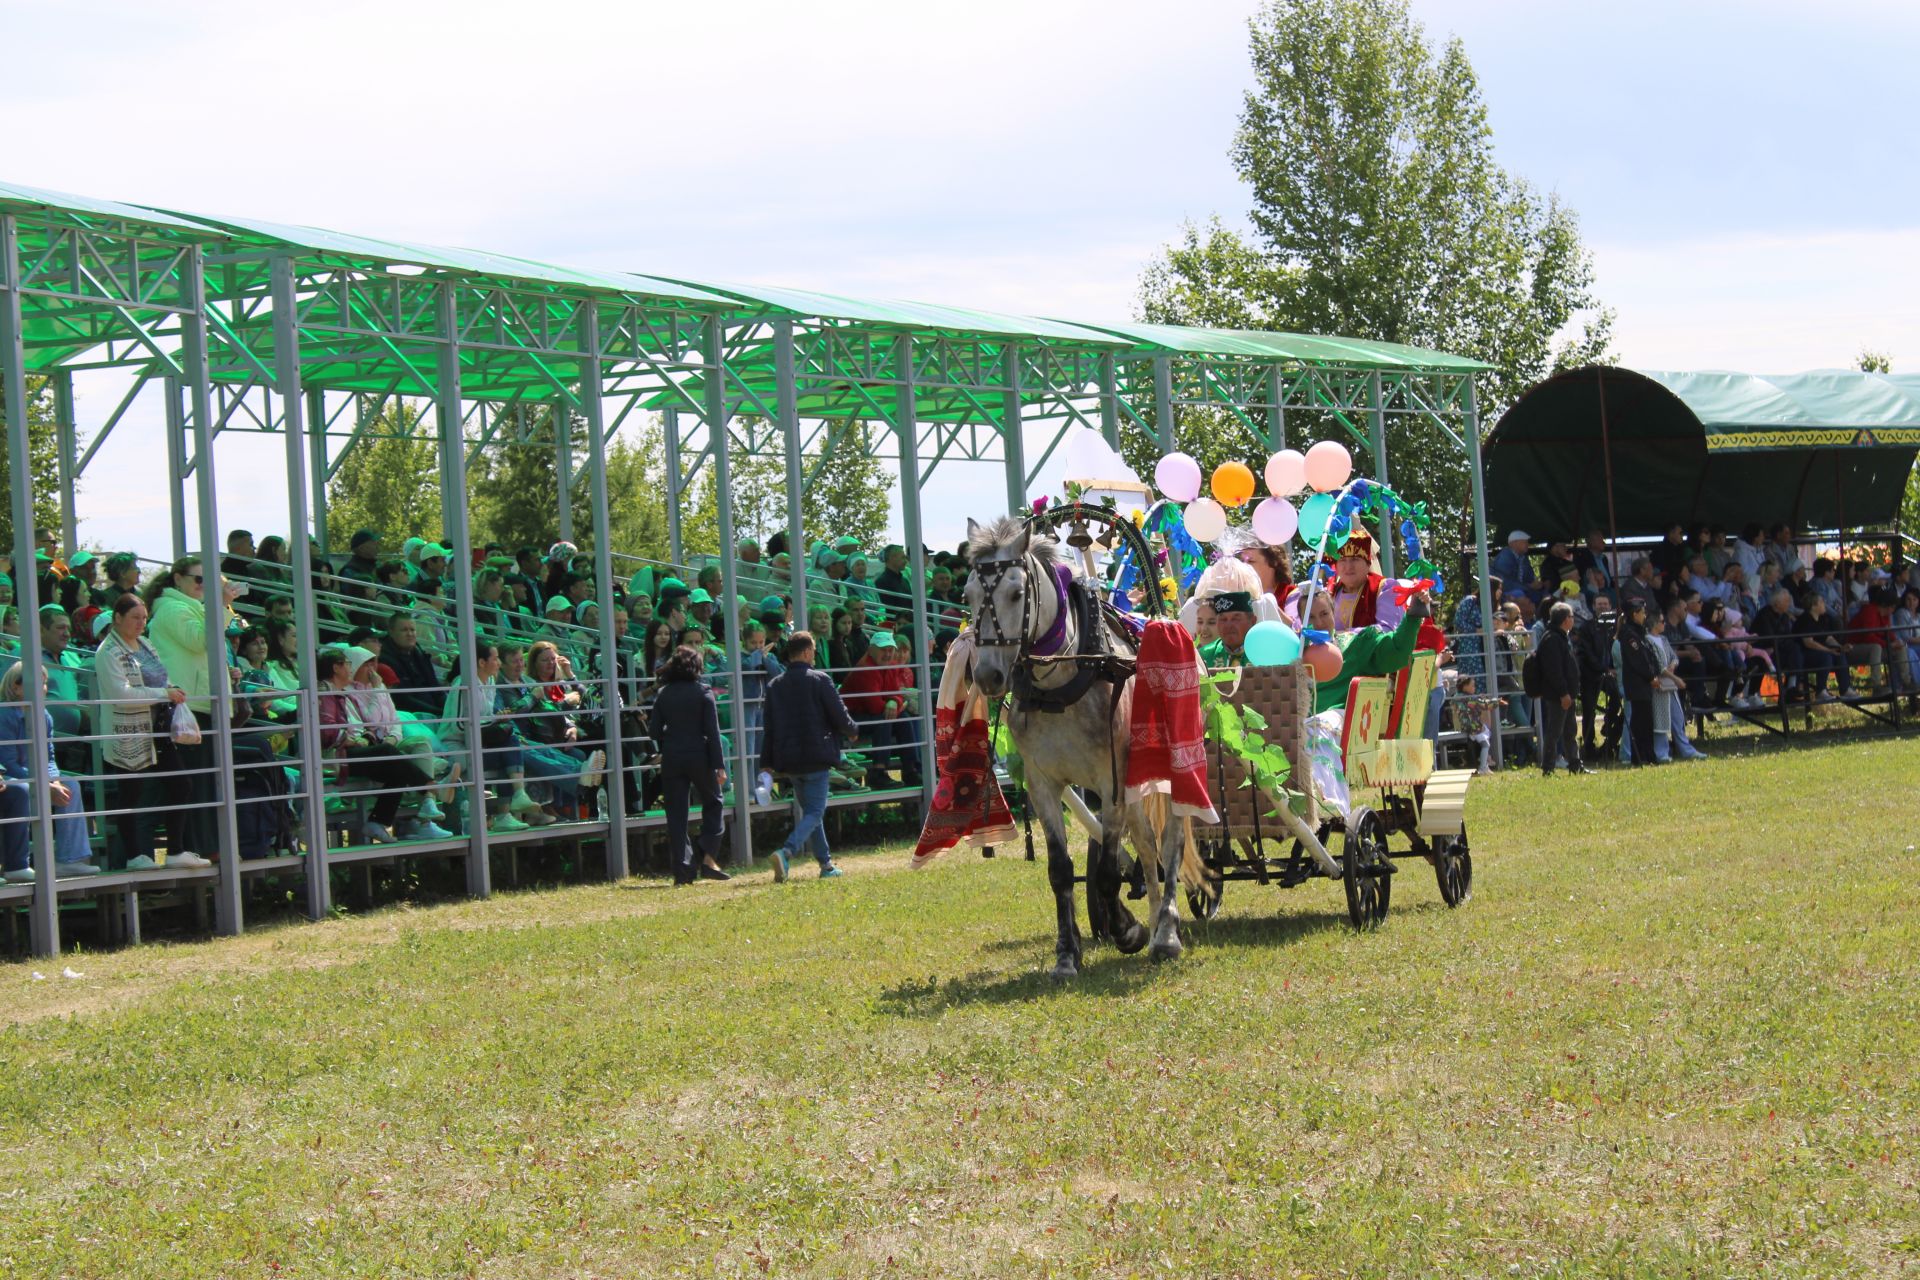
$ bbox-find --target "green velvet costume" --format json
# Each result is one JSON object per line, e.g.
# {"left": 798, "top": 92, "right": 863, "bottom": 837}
{"left": 1312, "top": 611, "right": 1424, "bottom": 714}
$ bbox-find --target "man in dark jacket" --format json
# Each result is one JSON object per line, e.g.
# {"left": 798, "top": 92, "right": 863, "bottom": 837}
{"left": 382, "top": 614, "right": 444, "bottom": 716}
{"left": 761, "top": 630, "right": 858, "bottom": 881}
{"left": 1536, "top": 600, "right": 1590, "bottom": 776}
{"left": 1573, "top": 592, "right": 1619, "bottom": 758}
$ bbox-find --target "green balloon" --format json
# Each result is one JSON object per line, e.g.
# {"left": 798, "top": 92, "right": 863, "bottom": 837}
{"left": 1297, "top": 491, "right": 1347, "bottom": 553}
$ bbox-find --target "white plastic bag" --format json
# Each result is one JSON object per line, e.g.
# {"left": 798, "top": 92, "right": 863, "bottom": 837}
{"left": 170, "top": 701, "right": 202, "bottom": 746}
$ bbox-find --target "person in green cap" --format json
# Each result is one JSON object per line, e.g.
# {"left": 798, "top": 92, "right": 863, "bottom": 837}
{"left": 1198, "top": 591, "right": 1257, "bottom": 668}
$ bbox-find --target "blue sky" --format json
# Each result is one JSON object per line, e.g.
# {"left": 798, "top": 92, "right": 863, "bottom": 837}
{"left": 6, "top": 0, "right": 1917, "bottom": 552}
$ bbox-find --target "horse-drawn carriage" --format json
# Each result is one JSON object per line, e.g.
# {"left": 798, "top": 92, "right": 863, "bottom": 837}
{"left": 952, "top": 494, "right": 1476, "bottom": 978}
{"left": 1190, "top": 648, "right": 1474, "bottom": 931}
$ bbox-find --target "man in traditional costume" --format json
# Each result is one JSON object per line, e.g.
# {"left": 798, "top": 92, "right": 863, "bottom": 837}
{"left": 1326, "top": 530, "right": 1385, "bottom": 631}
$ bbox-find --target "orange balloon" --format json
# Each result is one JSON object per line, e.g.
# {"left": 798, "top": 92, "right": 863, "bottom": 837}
{"left": 1210, "top": 460, "right": 1257, "bottom": 508}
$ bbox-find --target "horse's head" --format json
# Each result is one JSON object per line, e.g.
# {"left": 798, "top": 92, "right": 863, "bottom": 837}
{"left": 964, "top": 515, "right": 1056, "bottom": 699}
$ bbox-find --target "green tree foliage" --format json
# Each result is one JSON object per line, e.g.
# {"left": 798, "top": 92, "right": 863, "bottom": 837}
{"left": 799, "top": 421, "right": 892, "bottom": 549}
{"left": 1860, "top": 351, "right": 1920, "bottom": 541}
{"left": 323, "top": 401, "right": 443, "bottom": 550}
{"left": 0, "top": 372, "right": 74, "bottom": 554}
{"left": 1137, "top": 0, "right": 1613, "bottom": 567}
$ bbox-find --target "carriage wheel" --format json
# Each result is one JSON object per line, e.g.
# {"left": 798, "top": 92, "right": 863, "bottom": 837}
{"left": 1342, "top": 808, "right": 1392, "bottom": 930}
{"left": 1185, "top": 871, "right": 1225, "bottom": 922}
{"left": 1433, "top": 825, "right": 1474, "bottom": 907}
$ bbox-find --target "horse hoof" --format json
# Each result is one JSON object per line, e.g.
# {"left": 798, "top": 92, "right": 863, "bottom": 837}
{"left": 1050, "top": 957, "right": 1080, "bottom": 981}
{"left": 1149, "top": 937, "right": 1184, "bottom": 964}
{"left": 1113, "top": 921, "right": 1149, "bottom": 956}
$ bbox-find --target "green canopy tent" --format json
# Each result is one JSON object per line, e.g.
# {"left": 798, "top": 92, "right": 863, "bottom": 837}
{"left": 1485, "top": 366, "right": 1920, "bottom": 540}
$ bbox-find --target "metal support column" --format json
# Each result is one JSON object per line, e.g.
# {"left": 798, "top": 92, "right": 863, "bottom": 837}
{"left": 181, "top": 247, "right": 244, "bottom": 936}
{"left": 663, "top": 406, "right": 685, "bottom": 566}
{"left": 437, "top": 285, "right": 491, "bottom": 897}
{"left": 52, "top": 370, "right": 77, "bottom": 556}
{"left": 703, "top": 317, "right": 754, "bottom": 867}
{"left": 272, "top": 258, "right": 334, "bottom": 919}
{"left": 1369, "top": 372, "right": 1395, "bottom": 578}
{"left": 306, "top": 388, "right": 329, "bottom": 554}
{"left": 580, "top": 312, "right": 628, "bottom": 878}
{"left": 1152, "top": 355, "right": 1176, "bottom": 452}
{"left": 554, "top": 400, "right": 574, "bottom": 545}
{"left": 1, "top": 213, "right": 59, "bottom": 955}
{"left": 1270, "top": 363, "right": 1286, "bottom": 450}
{"left": 774, "top": 319, "right": 807, "bottom": 622}
{"left": 1097, "top": 353, "right": 1120, "bottom": 450}
{"left": 164, "top": 377, "right": 188, "bottom": 559}
{"left": 895, "top": 344, "right": 936, "bottom": 794}
{"left": 1463, "top": 379, "right": 1502, "bottom": 769}
{"left": 1001, "top": 345, "right": 1028, "bottom": 516}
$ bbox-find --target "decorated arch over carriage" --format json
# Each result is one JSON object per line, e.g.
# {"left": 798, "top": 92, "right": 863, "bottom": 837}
{"left": 0, "top": 178, "right": 1498, "bottom": 958}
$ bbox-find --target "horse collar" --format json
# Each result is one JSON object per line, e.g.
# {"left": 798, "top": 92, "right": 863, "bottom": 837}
{"left": 1028, "top": 562, "right": 1073, "bottom": 658}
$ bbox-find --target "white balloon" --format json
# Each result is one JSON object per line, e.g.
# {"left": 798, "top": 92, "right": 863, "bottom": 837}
{"left": 1264, "top": 449, "right": 1307, "bottom": 497}
{"left": 1183, "top": 497, "right": 1228, "bottom": 543}
{"left": 1304, "top": 439, "right": 1353, "bottom": 492}
{"left": 1154, "top": 452, "right": 1203, "bottom": 503}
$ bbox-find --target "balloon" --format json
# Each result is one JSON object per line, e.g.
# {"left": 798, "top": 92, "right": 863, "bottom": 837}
{"left": 1297, "top": 492, "right": 1344, "bottom": 551}
{"left": 1304, "top": 439, "right": 1353, "bottom": 492}
{"left": 1182, "top": 497, "right": 1228, "bottom": 542}
{"left": 1264, "top": 449, "right": 1307, "bottom": 497}
{"left": 1210, "top": 460, "right": 1256, "bottom": 508}
{"left": 1251, "top": 497, "right": 1298, "bottom": 545}
{"left": 1154, "top": 452, "right": 1203, "bottom": 502}
{"left": 1244, "top": 619, "right": 1304, "bottom": 667}
{"left": 1305, "top": 641, "right": 1344, "bottom": 683}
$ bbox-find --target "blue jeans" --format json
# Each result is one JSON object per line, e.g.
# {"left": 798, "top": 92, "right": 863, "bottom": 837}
{"left": 1, "top": 775, "right": 91, "bottom": 870}
{"left": 779, "top": 770, "right": 833, "bottom": 867}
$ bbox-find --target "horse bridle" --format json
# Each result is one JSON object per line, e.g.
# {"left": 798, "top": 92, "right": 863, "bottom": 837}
{"left": 969, "top": 551, "right": 1051, "bottom": 655}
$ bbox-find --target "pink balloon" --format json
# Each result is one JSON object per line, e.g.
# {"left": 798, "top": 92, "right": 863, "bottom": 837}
{"left": 1251, "top": 497, "right": 1298, "bottom": 545}
{"left": 1154, "top": 452, "right": 1203, "bottom": 502}
{"left": 1305, "top": 641, "right": 1343, "bottom": 683}
{"left": 1303, "top": 440, "right": 1353, "bottom": 492}
{"left": 1264, "top": 449, "right": 1307, "bottom": 497}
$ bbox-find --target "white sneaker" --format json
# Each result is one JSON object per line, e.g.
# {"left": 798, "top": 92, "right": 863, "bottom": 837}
{"left": 580, "top": 750, "right": 606, "bottom": 790}
{"left": 3, "top": 866, "right": 36, "bottom": 883}
{"left": 404, "top": 820, "right": 453, "bottom": 840}
{"left": 489, "top": 812, "right": 530, "bottom": 833}
{"left": 508, "top": 791, "right": 542, "bottom": 815}
{"left": 55, "top": 862, "right": 102, "bottom": 877}
{"left": 169, "top": 852, "right": 212, "bottom": 869}
{"left": 362, "top": 823, "right": 396, "bottom": 845}
{"left": 125, "top": 855, "right": 160, "bottom": 871}
{"left": 417, "top": 795, "right": 445, "bottom": 821}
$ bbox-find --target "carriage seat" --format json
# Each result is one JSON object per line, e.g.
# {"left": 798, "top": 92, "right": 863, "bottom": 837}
{"left": 1206, "top": 660, "right": 1317, "bottom": 836}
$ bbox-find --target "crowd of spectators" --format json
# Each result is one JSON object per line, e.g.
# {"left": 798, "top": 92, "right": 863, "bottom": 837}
{"left": 0, "top": 522, "right": 984, "bottom": 881}
{"left": 1453, "top": 522, "right": 1920, "bottom": 771}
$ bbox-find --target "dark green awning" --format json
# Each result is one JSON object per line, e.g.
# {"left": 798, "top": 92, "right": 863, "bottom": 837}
{"left": 1485, "top": 366, "right": 1920, "bottom": 538}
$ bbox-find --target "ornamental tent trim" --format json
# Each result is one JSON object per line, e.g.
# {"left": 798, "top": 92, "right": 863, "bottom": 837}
{"left": 1, "top": 178, "right": 1496, "bottom": 956}
{"left": 1484, "top": 365, "right": 1920, "bottom": 542}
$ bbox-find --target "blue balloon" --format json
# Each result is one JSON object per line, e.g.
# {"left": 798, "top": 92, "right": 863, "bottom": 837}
{"left": 1244, "top": 620, "right": 1304, "bottom": 667}
{"left": 1400, "top": 519, "right": 1416, "bottom": 539}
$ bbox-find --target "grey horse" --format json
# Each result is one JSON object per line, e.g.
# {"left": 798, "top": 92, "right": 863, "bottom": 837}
{"left": 964, "top": 515, "right": 1191, "bottom": 979}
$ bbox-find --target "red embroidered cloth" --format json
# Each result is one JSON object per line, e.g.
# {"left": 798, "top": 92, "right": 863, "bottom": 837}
{"left": 1124, "top": 620, "right": 1219, "bottom": 823}
{"left": 912, "top": 631, "right": 1015, "bottom": 867}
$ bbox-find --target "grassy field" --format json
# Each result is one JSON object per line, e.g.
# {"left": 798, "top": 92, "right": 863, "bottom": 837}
{"left": 3, "top": 728, "right": 1917, "bottom": 1278}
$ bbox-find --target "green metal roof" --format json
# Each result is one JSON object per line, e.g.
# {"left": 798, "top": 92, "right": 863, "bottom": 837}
{"left": 0, "top": 181, "right": 223, "bottom": 235}
{"left": 152, "top": 210, "right": 733, "bottom": 308}
{"left": 1057, "top": 319, "right": 1493, "bottom": 372}
{"left": 1632, "top": 369, "right": 1920, "bottom": 442}
{"left": 640, "top": 277, "right": 1129, "bottom": 346}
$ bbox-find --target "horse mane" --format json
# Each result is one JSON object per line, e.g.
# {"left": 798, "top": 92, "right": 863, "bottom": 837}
{"left": 968, "top": 515, "right": 1062, "bottom": 569}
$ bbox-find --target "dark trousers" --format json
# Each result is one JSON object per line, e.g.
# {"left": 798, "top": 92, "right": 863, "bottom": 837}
{"left": 1626, "top": 696, "right": 1656, "bottom": 764}
{"left": 342, "top": 744, "right": 432, "bottom": 826}
{"left": 103, "top": 736, "right": 193, "bottom": 868}
{"left": 1579, "top": 674, "right": 1611, "bottom": 753}
{"left": 662, "top": 765, "right": 724, "bottom": 879}
{"left": 1539, "top": 696, "right": 1581, "bottom": 773}
{"left": 175, "top": 712, "right": 220, "bottom": 856}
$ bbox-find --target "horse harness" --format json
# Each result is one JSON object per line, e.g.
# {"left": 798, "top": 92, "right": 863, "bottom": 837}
{"left": 972, "top": 551, "right": 1137, "bottom": 715}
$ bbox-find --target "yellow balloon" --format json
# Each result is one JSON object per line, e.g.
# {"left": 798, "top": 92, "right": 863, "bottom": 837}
{"left": 1210, "top": 460, "right": 1257, "bottom": 508}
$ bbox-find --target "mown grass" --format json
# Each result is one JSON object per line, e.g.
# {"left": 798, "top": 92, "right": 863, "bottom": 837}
{"left": 2, "top": 729, "right": 1917, "bottom": 1278}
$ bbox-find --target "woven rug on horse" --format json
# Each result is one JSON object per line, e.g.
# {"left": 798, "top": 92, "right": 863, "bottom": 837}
{"left": 913, "top": 630, "right": 1015, "bottom": 867}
